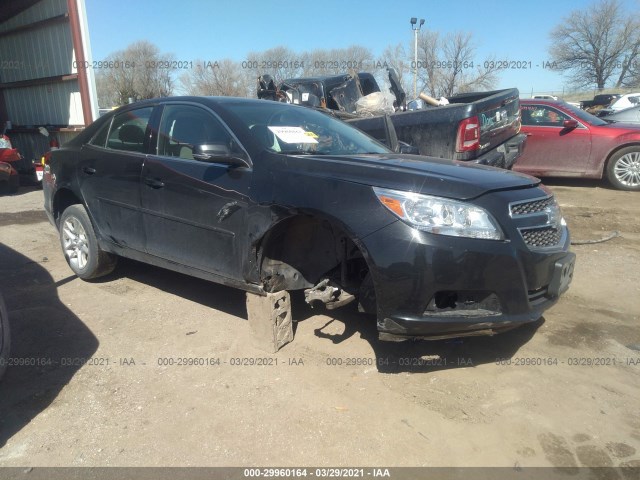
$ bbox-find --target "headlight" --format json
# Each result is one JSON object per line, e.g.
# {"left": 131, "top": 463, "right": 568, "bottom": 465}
{"left": 373, "top": 187, "right": 504, "bottom": 240}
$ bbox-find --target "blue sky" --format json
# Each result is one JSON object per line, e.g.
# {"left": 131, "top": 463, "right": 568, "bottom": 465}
{"left": 84, "top": 0, "right": 638, "bottom": 97}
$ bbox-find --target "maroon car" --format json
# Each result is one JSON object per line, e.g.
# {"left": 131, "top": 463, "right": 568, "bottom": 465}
{"left": 515, "top": 99, "right": 640, "bottom": 191}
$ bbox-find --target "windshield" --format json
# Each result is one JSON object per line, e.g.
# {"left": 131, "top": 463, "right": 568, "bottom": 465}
{"left": 219, "top": 101, "right": 391, "bottom": 156}
{"left": 561, "top": 102, "right": 609, "bottom": 126}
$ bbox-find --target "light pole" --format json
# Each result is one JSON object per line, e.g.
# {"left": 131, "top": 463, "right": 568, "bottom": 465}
{"left": 410, "top": 17, "right": 425, "bottom": 99}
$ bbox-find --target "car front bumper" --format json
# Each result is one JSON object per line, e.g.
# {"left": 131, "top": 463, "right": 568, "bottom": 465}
{"left": 361, "top": 213, "right": 574, "bottom": 340}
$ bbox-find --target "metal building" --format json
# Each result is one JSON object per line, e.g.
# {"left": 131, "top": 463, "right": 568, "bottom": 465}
{"left": 0, "top": 0, "right": 96, "bottom": 174}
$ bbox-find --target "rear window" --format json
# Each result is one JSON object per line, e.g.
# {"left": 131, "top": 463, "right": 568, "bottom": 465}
{"left": 106, "top": 107, "right": 153, "bottom": 153}
{"left": 89, "top": 119, "right": 111, "bottom": 148}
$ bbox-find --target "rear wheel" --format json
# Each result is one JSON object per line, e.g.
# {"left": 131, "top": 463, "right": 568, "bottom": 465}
{"left": 59, "top": 204, "right": 117, "bottom": 279}
{"left": 606, "top": 147, "right": 640, "bottom": 191}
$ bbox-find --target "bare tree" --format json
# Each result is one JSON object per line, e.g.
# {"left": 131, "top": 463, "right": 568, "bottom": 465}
{"left": 95, "top": 40, "right": 175, "bottom": 106}
{"left": 95, "top": 72, "right": 118, "bottom": 108}
{"left": 180, "top": 59, "right": 249, "bottom": 97}
{"left": 549, "top": 0, "right": 640, "bottom": 89}
{"left": 244, "top": 46, "right": 304, "bottom": 84}
{"left": 301, "top": 45, "right": 374, "bottom": 76}
{"left": 617, "top": 41, "right": 640, "bottom": 87}
{"left": 415, "top": 30, "right": 499, "bottom": 98}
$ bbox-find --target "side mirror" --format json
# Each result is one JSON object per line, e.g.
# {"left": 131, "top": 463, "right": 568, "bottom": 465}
{"left": 563, "top": 119, "right": 578, "bottom": 129}
{"left": 193, "top": 143, "right": 250, "bottom": 168}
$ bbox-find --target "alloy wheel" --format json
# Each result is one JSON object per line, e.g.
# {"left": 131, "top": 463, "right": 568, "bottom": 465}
{"left": 62, "top": 216, "right": 90, "bottom": 270}
{"left": 614, "top": 151, "right": 640, "bottom": 187}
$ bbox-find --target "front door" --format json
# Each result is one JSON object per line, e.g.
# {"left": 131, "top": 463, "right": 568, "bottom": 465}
{"left": 517, "top": 104, "right": 592, "bottom": 176}
{"left": 140, "top": 103, "right": 252, "bottom": 281}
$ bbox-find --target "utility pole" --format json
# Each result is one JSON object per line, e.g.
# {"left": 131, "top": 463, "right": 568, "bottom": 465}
{"left": 410, "top": 17, "right": 425, "bottom": 99}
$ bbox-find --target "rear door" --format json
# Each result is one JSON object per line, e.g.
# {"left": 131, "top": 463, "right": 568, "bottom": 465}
{"left": 515, "top": 103, "right": 592, "bottom": 175}
{"left": 78, "top": 106, "right": 154, "bottom": 252}
{"left": 140, "top": 103, "right": 252, "bottom": 280}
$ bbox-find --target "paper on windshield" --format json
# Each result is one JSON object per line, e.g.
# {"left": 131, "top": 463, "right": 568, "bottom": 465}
{"left": 268, "top": 126, "right": 318, "bottom": 144}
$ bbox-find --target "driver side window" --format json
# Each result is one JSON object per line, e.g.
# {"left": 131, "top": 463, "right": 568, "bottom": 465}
{"left": 521, "top": 105, "right": 568, "bottom": 127}
{"left": 158, "top": 105, "right": 232, "bottom": 160}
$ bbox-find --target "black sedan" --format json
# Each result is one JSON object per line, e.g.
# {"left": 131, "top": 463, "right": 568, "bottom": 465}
{"left": 43, "top": 97, "right": 574, "bottom": 341}
{"left": 0, "top": 291, "right": 9, "bottom": 380}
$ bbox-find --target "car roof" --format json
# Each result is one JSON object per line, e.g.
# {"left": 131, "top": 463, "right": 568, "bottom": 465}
{"left": 116, "top": 96, "right": 265, "bottom": 107}
{"left": 520, "top": 99, "right": 565, "bottom": 105}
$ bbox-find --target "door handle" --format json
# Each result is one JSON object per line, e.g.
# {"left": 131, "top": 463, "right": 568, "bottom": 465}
{"left": 144, "top": 177, "right": 165, "bottom": 189}
{"left": 526, "top": 133, "right": 533, "bottom": 136}
{"left": 83, "top": 167, "right": 96, "bottom": 175}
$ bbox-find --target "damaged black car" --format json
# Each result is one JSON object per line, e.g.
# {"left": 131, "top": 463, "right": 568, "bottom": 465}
{"left": 43, "top": 96, "right": 574, "bottom": 341}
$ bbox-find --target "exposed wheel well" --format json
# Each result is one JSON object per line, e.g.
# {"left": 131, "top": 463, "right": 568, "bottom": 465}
{"left": 53, "top": 188, "right": 82, "bottom": 227}
{"left": 258, "top": 215, "right": 374, "bottom": 312}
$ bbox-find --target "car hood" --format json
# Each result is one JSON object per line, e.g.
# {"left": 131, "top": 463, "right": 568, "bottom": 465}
{"left": 277, "top": 153, "right": 539, "bottom": 201}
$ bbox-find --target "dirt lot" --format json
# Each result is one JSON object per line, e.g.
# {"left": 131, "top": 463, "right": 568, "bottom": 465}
{"left": 0, "top": 181, "right": 639, "bottom": 469}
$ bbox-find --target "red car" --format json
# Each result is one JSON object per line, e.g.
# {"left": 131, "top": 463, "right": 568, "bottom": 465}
{"left": 0, "top": 134, "right": 20, "bottom": 194}
{"left": 515, "top": 99, "right": 640, "bottom": 191}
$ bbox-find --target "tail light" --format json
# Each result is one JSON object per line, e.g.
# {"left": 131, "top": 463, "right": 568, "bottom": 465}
{"left": 456, "top": 116, "right": 480, "bottom": 152}
{"left": 41, "top": 152, "right": 51, "bottom": 166}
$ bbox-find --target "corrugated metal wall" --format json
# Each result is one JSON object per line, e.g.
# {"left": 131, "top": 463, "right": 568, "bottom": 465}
{"left": 4, "top": 83, "right": 83, "bottom": 126}
{"left": 0, "top": 0, "right": 92, "bottom": 165}
{"left": 0, "top": 20, "right": 74, "bottom": 82}
{"left": 0, "top": 0, "right": 80, "bottom": 126}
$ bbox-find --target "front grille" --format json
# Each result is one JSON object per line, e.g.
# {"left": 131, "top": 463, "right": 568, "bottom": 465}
{"left": 510, "top": 196, "right": 554, "bottom": 216}
{"left": 521, "top": 226, "right": 561, "bottom": 248}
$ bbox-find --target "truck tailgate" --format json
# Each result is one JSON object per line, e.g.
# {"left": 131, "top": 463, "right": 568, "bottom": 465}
{"left": 448, "top": 89, "right": 521, "bottom": 155}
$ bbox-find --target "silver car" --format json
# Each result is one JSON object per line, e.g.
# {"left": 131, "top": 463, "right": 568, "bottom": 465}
{"left": 602, "top": 105, "right": 640, "bottom": 124}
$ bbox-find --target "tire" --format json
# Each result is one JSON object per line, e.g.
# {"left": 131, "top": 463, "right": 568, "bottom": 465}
{"left": 0, "top": 293, "right": 9, "bottom": 381}
{"left": 606, "top": 146, "right": 640, "bottom": 191}
{"left": 59, "top": 204, "right": 117, "bottom": 279}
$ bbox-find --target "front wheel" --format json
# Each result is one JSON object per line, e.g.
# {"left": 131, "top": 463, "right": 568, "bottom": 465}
{"left": 59, "top": 204, "right": 117, "bottom": 279}
{"left": 606, "top": 147, "right": 640, "bottom": 191}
